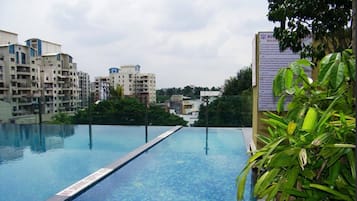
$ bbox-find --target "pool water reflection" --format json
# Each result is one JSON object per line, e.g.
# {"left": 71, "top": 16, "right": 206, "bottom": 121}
{"left": 0, "top": 124, "right": 170, "bottom": 201}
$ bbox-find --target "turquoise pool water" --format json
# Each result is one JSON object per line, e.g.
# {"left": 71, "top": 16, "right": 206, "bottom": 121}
{"left": 0, "top": 124, "right": 171, "bottom": 201}
{"left": 74, "top": 127, "right": 253, "bottom": 201}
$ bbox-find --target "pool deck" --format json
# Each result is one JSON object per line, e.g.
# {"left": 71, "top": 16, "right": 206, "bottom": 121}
{"left": 241, "top": 127, "right": 255, "bottom": 152}
{"left": 47, "top": 125, "right": 183, "bottom": 201}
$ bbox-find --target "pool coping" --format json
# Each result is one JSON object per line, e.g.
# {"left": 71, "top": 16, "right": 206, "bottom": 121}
{"left": 47, "top": 125, "right": 183, "bottom": 201}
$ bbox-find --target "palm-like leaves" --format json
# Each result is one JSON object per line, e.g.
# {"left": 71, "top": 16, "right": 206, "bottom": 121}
{"left": 237, "top": 50, "right": 355, "bottom": 201}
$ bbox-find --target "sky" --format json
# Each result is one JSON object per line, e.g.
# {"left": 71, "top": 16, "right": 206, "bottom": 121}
{"left": 0, "top": 0, "right": 275, "bottom": 89}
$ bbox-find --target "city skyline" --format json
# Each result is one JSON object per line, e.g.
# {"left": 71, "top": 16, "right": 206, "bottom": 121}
{"left": 1, "top": 0, "right": 275, "bottom": 88}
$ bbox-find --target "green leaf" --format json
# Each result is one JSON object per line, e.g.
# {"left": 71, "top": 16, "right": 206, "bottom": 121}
{"left": 284, "top": 69, "right": 294, "bottom": 89}
{"left": 309, "top": 183, "right": 353, "bottom": 201}
{"left": 277, "top": 95, "right": 286, "bottom": 113}
{"left": 330, "top": 56, "right": 345, "bottom": 89}
{"left": 326, "top": 161, "right": 341, "bottom": 186}
{"left": 254, "top": 168, "right": 280, "bottom": 196}
{"left": 269, "top": 150, "right": 299, "bottom": 168}
{"left": 295, "top": 58, "right": 314, "bottom": 67}
{"left": 346, "top": 150, "right": 356, "bottom": 180}
{"left": 273, "top": 68, "right": 285, "bottom": 96}
{"left": 318, "top": 52, "right": 337, "bottom": 85}
{"left": 280, "top": 166, "right": 299, "bottom": 200}
{"left": 236, "top": 162, "right": 255, "bottom": 201}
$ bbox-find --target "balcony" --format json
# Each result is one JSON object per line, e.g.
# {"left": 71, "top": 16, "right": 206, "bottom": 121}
{"left": 17, "top": 83, "right": 32, "bottom": 90}
{"left": 16, "top": 69, "right": 31, "bottom": 75}
{"left": 18, "top": 101, "right": 33, "bottom": 106}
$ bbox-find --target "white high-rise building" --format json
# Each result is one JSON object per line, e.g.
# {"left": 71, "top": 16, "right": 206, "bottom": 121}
{"left": 39, "top": 53, "right": 80, "bottom": 113}
{"left": 26, "top": 38, "right": 61, "bottom": 56}
{"left": 109, "top": 65, "right": 156, "bottom": 104}
{"left": 26, "top": 38, "right": 81, "bottom": 114}
{"left": 0, "top": 30, "right": 41, "bottom": 117}
{"left": 0, "top": 30, "right": 82, "bottom": 122}
{"left": 92, "top": 76, "right": 110, "bottom": 102}
{"left": 78, "top": 71, "right": 90, "bottom": 108}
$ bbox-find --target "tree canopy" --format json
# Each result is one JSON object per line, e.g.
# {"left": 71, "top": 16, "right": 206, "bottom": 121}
{"left": 156, "top": 86, "right": 219, "bottom": 103}
{"left": 72, "top": 97, "right": 187, "bottom": 126}
{"left": 194, "top": 66, "right": 252, "bottom": 127}
{"left": 268, "top": 0, "right": 352, "bottom": 60}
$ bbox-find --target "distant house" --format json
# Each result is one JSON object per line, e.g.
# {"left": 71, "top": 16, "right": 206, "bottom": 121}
{"left": 200, "top": 91, "right": 222, "bottom": 103}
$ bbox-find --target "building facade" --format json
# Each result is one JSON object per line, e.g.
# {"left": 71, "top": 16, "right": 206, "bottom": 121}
{"left": 39, "top": 53, "right": 80, "bottom": 113}
{"left": 0, "top": 31, "right": 41, "bottom": 117}
{"left": 109, "top": 65, "right": 156, "bottom": 104}
{"left": 26, "top": 38, "right": 61, "bottom": 56}
{"left": 0, "top": 30, "right": 83, "bottom": 122}
{"left": 92, "top": 76, "right": 110, "bottom": 102}
{"left": 78, "top": 71, "right": 90, "bottom": 108}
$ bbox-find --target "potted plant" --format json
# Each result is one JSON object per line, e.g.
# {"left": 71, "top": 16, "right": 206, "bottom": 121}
{"left": 237, "top": 49, "right": 356, "bottom": 201}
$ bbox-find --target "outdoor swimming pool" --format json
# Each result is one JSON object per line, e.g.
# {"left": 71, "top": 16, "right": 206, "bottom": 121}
{"left": 74, "top": 127, "right": 253, "bottom": 201}
{"left": 0, "top": 124, "right": 171, "bottom": 201}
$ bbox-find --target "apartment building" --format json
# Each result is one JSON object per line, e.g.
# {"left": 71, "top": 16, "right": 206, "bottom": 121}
{"left": 0, "top": 30, "right": 41, "bottom": 117}
{"left": 92, "top": 76, "right": 110, "bottom": 102}
{"left": 78, "top": 71, "right": 90, "bottom": 108}
{"left": 26, "top": 38, "right": 81, "bottom": 114}
{"left": 26, "top": 38, "right": 61, "bottom": 56}
{"left": 0, "top": 30, "right": 82, "bottom": 122}
{"left": 109, "top": 65, "right": 156, "bottom": 104}
{"left": 39, "top": 53, "right": 80, "bottom": 113}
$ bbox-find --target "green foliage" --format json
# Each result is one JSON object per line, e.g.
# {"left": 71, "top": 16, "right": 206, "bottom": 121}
{"left": 194, "top": 94, "right": 252, "bottom": 127}
{"left": 268, "top": 0, "right": 352, "bottom": 59}
{"left": 223, "top": 67, "right": 252, "bottom": 96}
{"left": 109, "top": 84, "right": 124, "bottom": 100}
{"left": 156, "top": 86, "right": 219, "bottom": 103}
{"left": 49, "top": 112, "right": 73, "bottom": 124}
{"left": 237, "top": 50, "right": 356, "bottom": 201}
{"left": 194, "top": 66, "right": 252, "bottom": 127}
{"left": 148, "top": 105, "right": 187, "bottom": 126}
{"left": 72, "top": 97, "right": 187, "bottom": 126}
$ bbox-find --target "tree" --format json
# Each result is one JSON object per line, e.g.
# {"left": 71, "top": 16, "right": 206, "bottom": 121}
{"left": 109, "top": 84, "right": 124, "bottom": 100}
{"left": 50, "top": 112, "right": 72, "bottom": 124}
{"left": 72, "top": 97, "right": 187, "bottom": 126}
{"left": 223, "top": 67, "right": 252, "bottom": 96}
{"left": 268, "top": 0, "right": 352, "bottom": 60}
{"left": 194, "top": 66, "right": 252, "bottom": 127}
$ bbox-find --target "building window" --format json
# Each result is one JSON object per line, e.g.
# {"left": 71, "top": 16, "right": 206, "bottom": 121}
{"left": 21, "top": 52, "right": 26, "bottom": 64}
{"left": 10, "top": 58, "right": 15, "bottom": 62}
{"left": 9, "top": 45, "right": 15, "bottom": 54}
{"left": 30, "top": 48, "right": 35, "bottom": 57}
{"left": 15, "top": 52, "right": 19, "bottom": 64}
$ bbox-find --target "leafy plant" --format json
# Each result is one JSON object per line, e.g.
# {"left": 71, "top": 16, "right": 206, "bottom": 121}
{"left": 237, "top": 49, "right": 355, "bottom": 201}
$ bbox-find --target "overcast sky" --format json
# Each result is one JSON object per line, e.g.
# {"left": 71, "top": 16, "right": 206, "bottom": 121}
{"left": 1, "top": 0, "right": 275, "bottom": 88}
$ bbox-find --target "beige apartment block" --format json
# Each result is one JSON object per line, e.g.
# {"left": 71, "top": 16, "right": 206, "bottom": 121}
{"left": 0, "top": 42, "right": 41, "bottom": 117}
{"left": 92, "top": 76, "right": 110, "bottom": 102}
{"left": 78, "top": 71, "right": 90, "bottom": 108}
{"left": 26, "top": 38, "right": 61, "bottom": 56}
{"left": 0, "top": 30, "right": 18, "bottom": 45}
{"left": 0, "top": 30, "right": 83, "bottom": 122}
{"left": 40, "top": 53, "right": 80, "bottom": 114}
{"left": 26, "top": 38, "right": 81, "bottom": 114}
{"left": 109, "top": 65, "right": 156, "bottom": 104}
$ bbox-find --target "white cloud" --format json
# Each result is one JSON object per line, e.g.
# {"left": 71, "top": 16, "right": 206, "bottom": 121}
{"left": 0, "top": 0, "right": 274, "bottom": 88}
